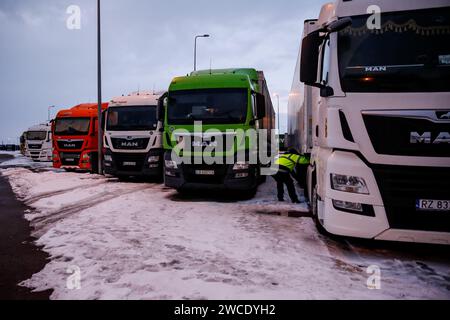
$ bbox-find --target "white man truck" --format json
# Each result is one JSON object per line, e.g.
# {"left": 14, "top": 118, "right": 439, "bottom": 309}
{"left": 103, "top": 91, "right": 165, "bottom": 178}
{"left": 288, "top": 0, "right": 450, "bottom": 244}
{"left": 25, "top": 122, "right": 52, "bottom": 162}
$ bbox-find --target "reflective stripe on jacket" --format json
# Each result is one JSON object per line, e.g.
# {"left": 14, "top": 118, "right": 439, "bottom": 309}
{"left": 275, "top": 153, "right": 309, "bottom": 172}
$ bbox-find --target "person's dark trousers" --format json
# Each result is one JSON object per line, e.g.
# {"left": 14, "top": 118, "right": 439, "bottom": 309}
{"left": 272, "top": 171, "right": 299, "bottom": 203}
{"left": 292, "top": 164, "right": 308, "bottom": 197}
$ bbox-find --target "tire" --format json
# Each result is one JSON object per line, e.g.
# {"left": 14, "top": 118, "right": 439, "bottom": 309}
{"left": 311, "top": 184, "right": 328, "bottom": 235}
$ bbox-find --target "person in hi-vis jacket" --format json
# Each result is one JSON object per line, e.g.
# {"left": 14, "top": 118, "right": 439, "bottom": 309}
{"left": 272, "top": 148, "right": 310, "bottom": 203}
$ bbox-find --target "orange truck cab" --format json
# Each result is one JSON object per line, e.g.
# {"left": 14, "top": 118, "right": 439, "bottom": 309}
{"left": 52, "top": 103, "right": 108, "bottom": 172}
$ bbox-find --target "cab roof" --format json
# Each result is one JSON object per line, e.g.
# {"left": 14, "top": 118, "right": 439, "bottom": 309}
{"left": 170, "top": 68, "right": 259, "bottom": 92}
{"left": 319, "top": 0, "right": 450, "bottom": 25}
{"left": 27, "top": 122, "right": 51, "bottom": 132}
{"left": 56, "top": 103, "right": 108, "bottom": 118}
{"left": 109, "top": 91, "right": 164, "bottom": 108}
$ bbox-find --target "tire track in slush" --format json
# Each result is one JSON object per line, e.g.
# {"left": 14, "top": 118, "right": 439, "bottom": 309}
{"left": 30, "top": 183, "right": 158, "bottom": 236}
{"left": 24, "top": 179, "right": 114, "bottom": 205}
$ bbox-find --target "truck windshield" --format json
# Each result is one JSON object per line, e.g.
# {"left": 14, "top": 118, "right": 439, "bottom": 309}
{"left": 55, "top": 118, "right": 91, "bottom": 136}
{"left": 167, "top": 88, "right": 248, "bottom": 125}
{"left": 27, "top": 131, "right": 46, "bottom": 140}
{"left": 338, "top": 7, "right": 450, "bottom": 92}
{"left": 106, "top": 106, "right": 157, "bottom": 131}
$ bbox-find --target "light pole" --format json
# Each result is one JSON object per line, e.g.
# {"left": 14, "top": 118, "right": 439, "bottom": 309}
{"left": 97, "top": 0, "right": 103, "bottom": 174}
{"left": 194, "top": 34, "right": 210, "bottom": 71}
{"left": 274, "top": 93, "right": 280, "bottom": 133}
{"left": 48, "top": 105, "right": 55, "bottom": 121}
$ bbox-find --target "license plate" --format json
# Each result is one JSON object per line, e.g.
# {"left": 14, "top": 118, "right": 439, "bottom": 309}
{"left": 192, "top": 141, "right": 218, "bottom": 147}
{"left": 123, "top": 161, "right": 137, "bottom": 166}
{"left": 416, "top": 199, "right": 450, "bottom": 211}
{"left": 195, "top": 170, "right": 215, "bottom": 176}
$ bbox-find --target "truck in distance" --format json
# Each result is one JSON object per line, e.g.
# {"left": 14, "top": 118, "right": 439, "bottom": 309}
{"left": 162, "top": 68, "right": 275, "bottom": 195}
{"left": 24, "top": 122, "right": 52, "bottom": 162}
{"left": 52, "top": 103, "right": 108, "bottom": 172}
{"left": 287, "top": 0, "right": 450, "bottom": 244}
{"left": 103, "top": 91, "right": 165, "bottom": 179}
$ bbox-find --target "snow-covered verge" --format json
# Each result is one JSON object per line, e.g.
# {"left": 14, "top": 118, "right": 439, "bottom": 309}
{"left": 0, "top": 152, "right": 52, "bottom": 170}
{"left": 0, "top": 167, "right": 449, "bottom": 300}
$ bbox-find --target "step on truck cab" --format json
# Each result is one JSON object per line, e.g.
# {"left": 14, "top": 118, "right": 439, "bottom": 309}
{"left": 24, "top": 123, "right": 52, "bottom": 162}
{"left": 52, "top": 103, "right": 108, "bottom": 172}
{"left": 103, "top": 91, "right": 165, "bottom": 178}
{"left": 288, "top": 0, "right": 450, "bottom": 244}
{"left": 163, "top": 68, "right": 275, "bottom": 193}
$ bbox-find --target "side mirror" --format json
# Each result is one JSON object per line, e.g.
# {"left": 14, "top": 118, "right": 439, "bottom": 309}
{"left": 326, "top": 17, "right": 352, "bottom": 33}
{"left": 157, "top": 92, "right": 168, "bottom": 121}
{"left": 256, "top": 93, "right": 266, "bottom": 119}
{"left": 300, "top": 30, "right": 323, "bottom": 85}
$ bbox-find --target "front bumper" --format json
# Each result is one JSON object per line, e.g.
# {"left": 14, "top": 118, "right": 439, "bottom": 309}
{"left": 318, "top": 151, "right": 450, "bottom": 244}
{"left": 103, "top": 149, "right": 163, "bottom": 177}
{"left": 164, "top": 152, "right": 258, "bottom": 191}
{"left": 26, "top": 149, "right": 52, "bottom": 162}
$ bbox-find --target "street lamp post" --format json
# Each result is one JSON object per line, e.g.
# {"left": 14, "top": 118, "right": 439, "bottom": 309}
{"left": 194, "top": 34, "right": 210, "bottom": 71}
{"left": 48, "top": 105, "right": 55, "bottom": 121}
{"left": 97, "top": 0, "right": 103, "bottom": 174}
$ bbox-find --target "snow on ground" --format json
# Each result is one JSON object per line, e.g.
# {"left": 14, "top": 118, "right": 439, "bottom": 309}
{"left": 1, "top": 166, "right": 449, "bottom": 300}
{"left": 0, "top": 152, "right": 52, "bottom": 170}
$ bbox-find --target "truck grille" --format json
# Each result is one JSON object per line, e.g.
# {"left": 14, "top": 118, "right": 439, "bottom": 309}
{"left": 363, "top": 113, "right": 450, "bottom": 157}
{"left": 114, "top": 153, "right": 146, "bottom": 172}
{"left": 111, "top": 138, "right": 150, "bottom": 150}
{"left": 28, "top": 144, "right": 42, "bottom": 150}
{"left": 372, "top": 165, "right": 450, "bottom": 233}
{"left": 60, "top": 152, "right": 81, "bottom": 166}
{"left": 57, "top": 140, "right": 84, "bottom": 150}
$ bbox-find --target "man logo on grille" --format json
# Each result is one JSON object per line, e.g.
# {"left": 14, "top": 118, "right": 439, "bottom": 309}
{"left": 437, "top": 111, "right": 450, "bottom": 119}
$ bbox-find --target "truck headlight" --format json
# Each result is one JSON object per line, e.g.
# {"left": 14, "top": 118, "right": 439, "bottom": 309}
{"left": 148, "top": 156, "right": 160, "bottom": 163}
{"left": 331, "top": 174, "right": 369, "bottom": 194}
{"left": 104, "top": 155, "right": 112, "bottom": 162}
{"left": 233, "top": 162, "right": 250, "bottom": 171}
{"left": 165, "top": 160, "right": 178, "bottom": 169}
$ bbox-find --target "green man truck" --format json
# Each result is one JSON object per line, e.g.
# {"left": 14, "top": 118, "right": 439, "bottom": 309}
{"left": 161, "top": 68, "right": 275, "bottom": 194}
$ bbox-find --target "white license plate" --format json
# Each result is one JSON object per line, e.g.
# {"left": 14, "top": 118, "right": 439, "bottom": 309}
{"left": 416, "top": 199, "right": 450, "bottom": 211}
{"left": 192, "top": 141, "right": 218, "bottom": 147}
{"left": 123, "top": 161, "right": 137, "bottom": 166}
{"left": 195, "top": 170, "right": 215, "bottom": 176}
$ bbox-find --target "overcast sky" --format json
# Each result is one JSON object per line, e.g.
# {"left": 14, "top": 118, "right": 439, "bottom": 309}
{"left": 0, "top": 0, "right": 324, "bottom": 142}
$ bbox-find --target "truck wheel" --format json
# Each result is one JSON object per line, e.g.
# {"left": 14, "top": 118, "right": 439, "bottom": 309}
{"left": 312, "top": 184, "right": 328, "bottom": 235}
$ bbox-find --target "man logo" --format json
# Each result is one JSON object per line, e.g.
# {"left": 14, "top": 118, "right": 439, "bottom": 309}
{"left": 437, "top": 111, "right": 450, "bottom": 120}
{"left": 121, "top": 141, "right": 139, "bottom": 148}
{"left": 410, "top": 132, "right": 450, "bottom": 144}
{"left": 365, "top": 66, "right": 387, "bottom": 72}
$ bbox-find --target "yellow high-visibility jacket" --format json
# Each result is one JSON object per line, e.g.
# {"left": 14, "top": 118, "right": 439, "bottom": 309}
{"left": 275, "top": 153, "right": 309, "bottom": 172}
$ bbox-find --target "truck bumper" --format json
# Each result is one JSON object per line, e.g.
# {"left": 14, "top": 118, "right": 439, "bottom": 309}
{"left": 104, "top": 149, "right": 163, "bottom": 178}
{"left": 318, "top": 151, "right": 450, "bottom": 244}
{"left": 26, "top": 149, "right": 52, "bottom": 162}
{"left": 164, "top": 152, "right": 258, "bottom": 191}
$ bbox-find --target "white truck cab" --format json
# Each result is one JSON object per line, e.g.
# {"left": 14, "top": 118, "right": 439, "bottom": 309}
{"left": 288, "top": 0, "right": 450, "bottom": 244}
{"left": 25, "top": 122, "right": 52, "bottom": 162}
{"left": 103, "top": 91, "right": 165, "bottom": 178}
